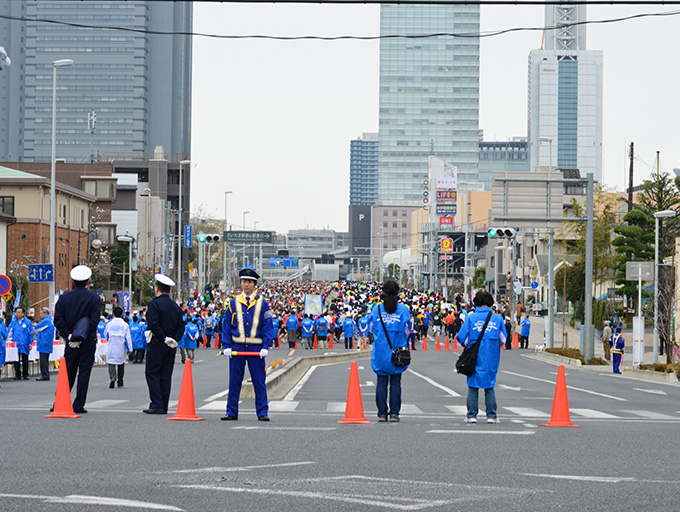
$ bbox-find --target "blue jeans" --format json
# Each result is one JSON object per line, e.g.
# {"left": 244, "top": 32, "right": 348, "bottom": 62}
{"left": 376, "top": 373, "right": 402, "bottom": 417}
{"left": 466, "top": 386, "right": 497, "bottom": 419}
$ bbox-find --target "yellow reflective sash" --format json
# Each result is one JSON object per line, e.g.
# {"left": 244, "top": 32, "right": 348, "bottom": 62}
{"left": 232, "top": 294, "right": 263, "bottom": 344}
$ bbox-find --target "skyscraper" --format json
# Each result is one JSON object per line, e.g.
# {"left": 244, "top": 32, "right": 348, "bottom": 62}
{"left": 0, "top": 1, "right": 192, "bottom": 162}
{"left": 527, "top": 3, "right": 603, "bottom": 181}
{"left": 377, "top": 3, "right": 480, "bottom": 204}
{"left": 349, "top": 133, "right": 379, "bottom": 206}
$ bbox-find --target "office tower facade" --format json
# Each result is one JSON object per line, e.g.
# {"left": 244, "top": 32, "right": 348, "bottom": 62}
{"left": 527, "top": 2, "right": 603, "bottom": 182}
{"left": 377, "top": 3, "right": 480, "bottom": 204}
{"left": 349, "top": 133, "right": 379, "bottom": 206}
{"left": 0, "top": 1, "right": 192, "bottom": 162}
{"left": 478, "top": 138, "right": 529, "bottom": 190}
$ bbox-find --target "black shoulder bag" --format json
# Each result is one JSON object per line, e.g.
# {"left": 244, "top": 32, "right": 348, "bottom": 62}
{"left": 378, "top": 305, "right": 411, "bottom": 368}
{"left": 455, "top": 311, "right": 493, "bottom": 376}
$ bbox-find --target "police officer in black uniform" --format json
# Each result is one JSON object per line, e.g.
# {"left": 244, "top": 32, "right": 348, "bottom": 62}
{"left": 53, "top": 265, "right": 101, "bottom": 414}
{"left": 144, "top": 274, "right": 185, "bottom": 414}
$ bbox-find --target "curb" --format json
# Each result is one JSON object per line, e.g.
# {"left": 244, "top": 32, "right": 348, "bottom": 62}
{"left": 531, "top": 351, "right": 582, "bottom": 368}
{"left": 241, "top": 350, "right": 372, "bottom": 399}
{"left": 622, "top": 368, "right": 680, "bottom": 385}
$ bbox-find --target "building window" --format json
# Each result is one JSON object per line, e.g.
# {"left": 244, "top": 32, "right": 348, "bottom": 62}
{"left": 383, "top": 222, "right": 388, "bottom": 228}
{"left": 83, "top": 178, "right": 117, "bottom": 200}
{"left": 383, "top": 210, "right": 388, "bottom": 217}
{"left": 0, "top": 196, "right": 15, "bottom": 216}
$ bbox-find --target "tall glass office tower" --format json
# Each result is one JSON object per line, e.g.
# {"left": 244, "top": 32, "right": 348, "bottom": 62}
{"left": 349, "top": 133, "right": 379, "bottom": 206}
{"left": 0, "top": 1, "right": 192, "bottom": 162}
{"left": 527, "top": 2, "right": 602, "bottom": 182}
{"left": 377, "top": 3, "right": 480, "bottom": 204}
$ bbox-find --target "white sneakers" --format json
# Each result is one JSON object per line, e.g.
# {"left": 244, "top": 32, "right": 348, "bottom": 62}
{"left": 464, "top": 417, "right": 500, "bottom": 424}
{"left": 464, "top": 417, "right": 477, "bottom": 424}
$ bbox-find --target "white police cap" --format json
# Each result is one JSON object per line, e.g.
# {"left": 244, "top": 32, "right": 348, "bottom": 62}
{"left": 155, "top": 274, "right": 175, "bottom": 287}
{"left": 70, "top": 265, "right": 92, "bottom": 281}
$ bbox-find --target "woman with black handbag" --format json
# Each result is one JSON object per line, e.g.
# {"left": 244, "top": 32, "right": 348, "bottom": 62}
{"left": 370, "top": 280, "right": 411, "bottom": 422}
{"left": 456, "top": 291, "right": 507, "bottom": 424}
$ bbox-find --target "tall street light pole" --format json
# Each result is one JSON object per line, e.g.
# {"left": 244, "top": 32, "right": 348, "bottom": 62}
{"left": 117, "top": 234, "right": 133, "bottom": 309}
{"left": 223, "top": 190, "right": 233, "bottom": 289}
{"left": 242, "top": 211, "right": 250, "bottom": 270}
{"left": 178, "top": 160, "right": 190, "bottom": 300}
{"left": 49, "top": 59, "right": 74, "bottom": 311}
{"left": 653, "top": 209, "right": 676, "bottom": 363}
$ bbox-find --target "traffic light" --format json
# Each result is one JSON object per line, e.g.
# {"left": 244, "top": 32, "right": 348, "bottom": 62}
{"left": 487, "top": 227, "right": 516, "bottom": 239}
{"left": 197, "top": 233, "right": 221, "bottom": 243}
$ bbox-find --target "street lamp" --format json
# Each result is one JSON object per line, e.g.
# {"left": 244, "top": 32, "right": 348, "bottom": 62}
{"left": 224, "top": 190, "right": 233, "bottom": 288}
{"left": 117, "top": 234, "right": 134, "bottom": 311}
{"left": 242, "top": 211, "right": 250, "bottom": 230}
{"left": 653, "top": 209, "right": 676, "bottom": 363}
{"left": 49, "top": 58, "right": 74, "bottom": 311}
{"left": 178, "top": 159, "right": 190, "bottom": 300}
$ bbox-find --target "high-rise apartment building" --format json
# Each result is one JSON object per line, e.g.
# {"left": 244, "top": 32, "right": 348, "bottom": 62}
{"left": 527, "top": 3, "right": 603, "bottom": 182}
{"left": 0, "top": 1, "right": 192, "bottom": 162}
{"left": 349, "top": 133, "right": 379, "bottom": 206}
{"left": 377, "top": 3, "right": 480, "bottom": 204}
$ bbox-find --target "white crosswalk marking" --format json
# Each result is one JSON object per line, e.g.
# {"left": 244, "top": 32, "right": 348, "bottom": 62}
{"left": 399, "top": 404, "right": 423, "bottom": 414}
{"left": 198, "top": 400, "right": 227, "bottom": 411}
{"left": 268, "top": 401, "right": 299, "bottom": 412}
{"left": 327, "top": 402, "right": 347, "bottom": 413}
{"left": 445, "top": 405, "right": 486, "bottom": 417}
{"left": 502, "top": 407, "right": 550, "bottom": 418}
{"left": 571, "top": 408, "right": 619, "bottom": 419}
{"left": 624, "top": 410, "right": 679, "bottom": 420}
{"left": 87, "top": 400, "right": 128, "bottom": 408}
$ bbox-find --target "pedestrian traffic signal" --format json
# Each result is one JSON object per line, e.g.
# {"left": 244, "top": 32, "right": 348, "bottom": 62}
{"left": 197, "top": 233, "right": 221, "bottom": 243}
{"left": 487, "top": 227, "right": 516, "bottom": 239}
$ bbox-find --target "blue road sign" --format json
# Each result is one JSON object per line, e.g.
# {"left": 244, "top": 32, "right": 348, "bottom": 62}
{"left": 0, "top": 274, "right": 11, "bottom": 295}
{"left": 531, "top": 281, "right": 539, "bottom": 289}
{"left": 283, "top": 257, "right": 299, "bottom": 268}
{"left": 270, "top": 257, "right": 282, "bottom": 267}
{"left": 28, "top": 264, "right": 54, "bottom": 283}
{"left": 184, "top": 225, "right": 192, "bottom": 248}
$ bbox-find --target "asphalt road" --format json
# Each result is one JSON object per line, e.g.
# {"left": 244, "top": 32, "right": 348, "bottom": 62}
{"left": 1, "top": 341, "right": 679, "bottom": 511}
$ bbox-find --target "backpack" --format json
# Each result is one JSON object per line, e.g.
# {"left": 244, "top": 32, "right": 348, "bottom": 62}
{"left": 205, "top": 317, "right": 215, "bottom": 330}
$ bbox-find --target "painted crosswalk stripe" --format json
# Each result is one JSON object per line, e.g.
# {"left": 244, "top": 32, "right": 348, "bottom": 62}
{"left": 268, "top": 401, "right": 299, "bottom": 412}
{"left": 86, "top": 400, "right": 128, "bottom": 408}
{"left": 502, "top": 407, "right": 549, "bottom": 418}
{"left": 327, "top": 402, "right": 347, "bottom": 413}
{"left": 198, "top": 400, "right": 227, "bottom": 411}
{"left": 399, "top": 404, "right": 423, "bottom": 414}
{"left": 445, "top": 405, "right": 486, "bottom": 417}
{"left": 624, "top": 410, "right": 679, "bottom": 420}
{"left": 570, "top": 408, "right": 619, "bottom": 419}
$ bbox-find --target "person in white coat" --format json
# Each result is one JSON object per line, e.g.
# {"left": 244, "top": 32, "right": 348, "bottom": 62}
{"left": 104, "top": 306, "right": 132, "bottom": 388}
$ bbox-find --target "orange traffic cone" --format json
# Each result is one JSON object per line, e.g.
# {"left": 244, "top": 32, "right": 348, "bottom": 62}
{"left": 422, "top": 335, "right": 428, "bottom": 351}
{"left": 541, "top": 365, "right": 579, "bottom": 428}
{"left": 313, "top": 334, "right": 319, "bottom": 350}
{"left": 452, "top": 336, "right": 458, "bottom": 351}
{"left": 45, "top": 357, "right": 81, "bottom": 419}
{"left": 167, "top": 360, "right": 205, "bottom": 421}
{"left": 351, "top": 337, "right": 355, "bottom": 349}
{"left": 277, "top": 334, "right": 281, "bottom": 349}
{"left": 444, "top": 335, "right": 450, "bottom": 351}
{"left": 512, "top": 332, "right": 519, "bottom": 348}
{"left": 202, "top": 334, "right": 207, "bottom": 349}
{"left": 295, "top": 340, "right": 298, "bottom": 349}
{"left": 435, "top": 334, "right": 441, "bottom": 351}
{"left": 328, "top": 333, "right": 334, "bottom": 349}
{"left": 338, "top": 360, "right": 371, "bottom": 424}
{"left": 362, "top": 336, "right": 367, "bottom": 350}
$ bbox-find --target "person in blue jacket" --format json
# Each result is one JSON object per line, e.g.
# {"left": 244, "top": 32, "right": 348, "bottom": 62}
{"left": 129, "top": 315, "right": 146, "bottom": 364}
{"left": 8, "top": 306, "right": 34, "bottom": 380}
{"left": 221, "top": 268, "right": 274, "bottom": 421}
{"left": 610, "top": 326, "right": 625, "bottom": 374}
{"left": 357, "top": 314, "right": 370, "bottom": 346}
{"left": 342, "top": 315, "right": 357, "bottom": 349}
{"left": 34, "top": 307, "right": 55, "bottom": 381}
{"left": 315, "top": 315, "right": 328, "bottom": 349}
{"left": 204, "top": 312, "right": 216, "bottom": 348}
{"left": 271, "top": 315, "right": 280, "bottom": 349}
{"left": 301, "top": 314, "right": 315, "bottom": 349}
{"left": 457, "top": 290, "right": 507, "bottom": 424}
{"left": 519, "top": 314, "right": 531, "bottom": 349}
{"left": 369, "top": 280, "right": 410, "bottom": 422}
{"left": 285, "top": 312, "right": 299, "bottom": 349}
{"left": 97, "top": 315, "right": 108, "bottom": 340}
{"left": 183, "top": 317, "right": 200, "bottom": 362}
{"left": 0, "top": 315, "right": 7, "bottom": 384}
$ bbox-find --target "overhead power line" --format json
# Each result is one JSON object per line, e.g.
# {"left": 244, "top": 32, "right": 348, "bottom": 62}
{"left": 1, "top": 9, "right": 679, "bottom": 40}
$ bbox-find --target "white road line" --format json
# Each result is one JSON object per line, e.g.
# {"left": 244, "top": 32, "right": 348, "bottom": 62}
{"left": 400, "top": 404, "right": 424, "bottom": 414}
{"left": 364, "top": 381, "right": 375, "bottom": 387}
{"left": 174, "top": 484, "right": 451, "bottom": 511}
{"left": 284, "top": 366, "right": 319, "bottom": 401}
{"left": 197, "top": 401, "right": 227, "bottom": 411}
{"left": 204, "top": 389, "right": 228, "bottom": 402}
{"left": 502, "top": 370, "right": 628, "bottom": 401}
{"left": 624, "top": 410, "right": 679, "bottom": 420}
{"left": 268, "top": 401, "right": 299, "bottom": 412}
{"left": 570, "top": 408, "right": 619, "bottom": 419}
{"left": 445, "top": 405, "right": 484, "bottom": 417}
{"left": 327, "top": 402, "right": 347, "bottom": 412}
{"left": 503, "top": 407, "right": 549, "bottom": 418}
{"left": 167, "top": 461, "right": 317, "bottom": 474}
{"left": 633, "top": 388, "right": 667, "bottom": 396}
{"left": 521, "top": 474, "right": 635, "bottom": 483}
{"left": 407, "top": 369, "right": 462, "bottom": 397}
{"left": 0, "top": 494, "right": 183, "bottom": 511}
{"left": 427, "top": 430, "right": 536, "bottom": 435}
{"left": 498, "top": 384, "right": 521, "bottom": 391}
{"left": 231, "top": 426, "right": 336, "bottom": 431}
{"left": 86, "top": 400, "right": 128, "bottom": 408}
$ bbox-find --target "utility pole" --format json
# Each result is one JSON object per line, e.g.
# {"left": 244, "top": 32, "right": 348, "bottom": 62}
{"left": 628, "top": 142, "right": 634, "bottom": 213}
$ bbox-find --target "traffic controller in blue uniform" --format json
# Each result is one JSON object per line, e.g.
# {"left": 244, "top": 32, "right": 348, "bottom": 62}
{"left": 610, "top": 326, "right": 625, "bottom": 374}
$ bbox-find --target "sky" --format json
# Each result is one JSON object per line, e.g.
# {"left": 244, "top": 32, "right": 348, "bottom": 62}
{"left": 190, "top": 3, "right": 680, "bottom": 235}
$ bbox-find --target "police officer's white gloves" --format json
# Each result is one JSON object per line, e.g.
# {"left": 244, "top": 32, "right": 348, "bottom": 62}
{"left": 164, "top": 337, "right": 178, "bottom": 349}
{"left": 224, "top": 349, "right": 233, "bottom": 358}
{"left": 68, "top": 340, "right": 82, "bottom": 349}
{"left": 259, "top": 349, "right": 268, "bottom": 358}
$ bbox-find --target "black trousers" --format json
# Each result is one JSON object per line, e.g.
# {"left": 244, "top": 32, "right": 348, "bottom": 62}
{"left": 145, "top": 341, "right": 176, "bottom": 412}
{"left": 64, "top": 342, "right": 96, "bottom": 411}
{"left": 39, "top": 352, "right": 51, "bottom": 379}
{"left": 133, "top": 348, "right": 146, "bottom": 363}
{"left": 13, "top": 353, "right": 29, "bottom": 379}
